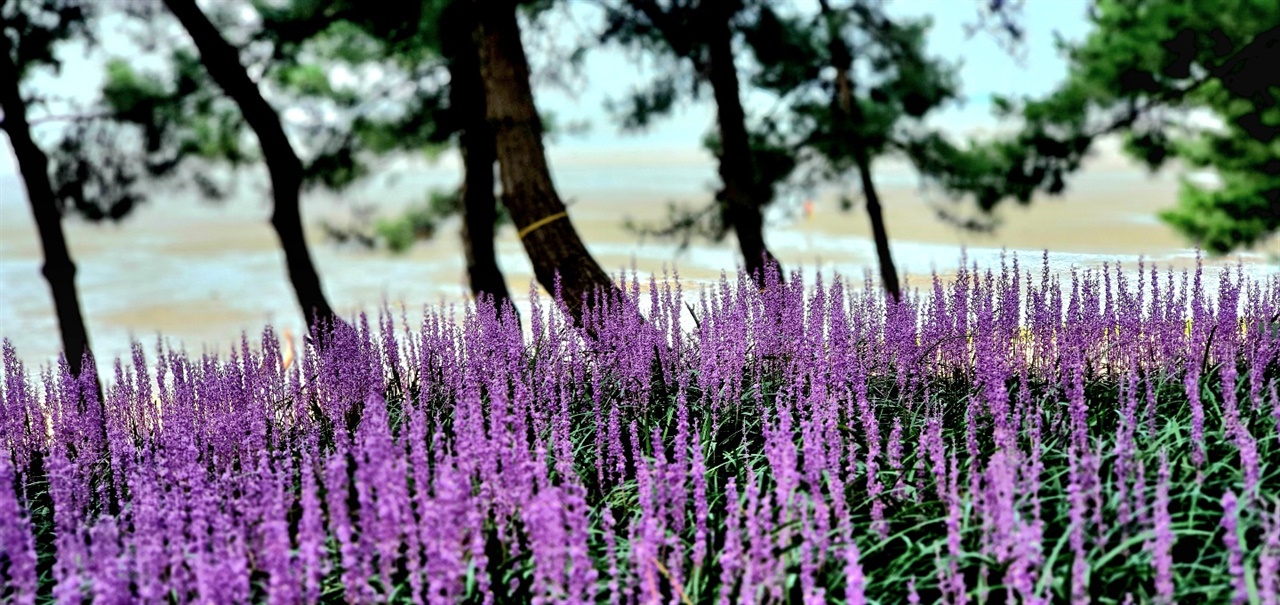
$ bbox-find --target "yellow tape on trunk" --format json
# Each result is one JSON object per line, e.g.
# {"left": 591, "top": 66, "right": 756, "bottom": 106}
{"left": 517, "top": 211, "right": 568, "bottom": 240}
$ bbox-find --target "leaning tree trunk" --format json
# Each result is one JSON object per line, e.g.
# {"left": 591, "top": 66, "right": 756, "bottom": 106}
{"left": 472, "top": 0, "right": 619, "bottom": 323}
{"left": 704, "top": 3, "right": 783, "bottom": 289}
{"left": 446, "top": 0, "right": 513, "bottom": 314}
{"left": 818, "top": 0, "right": 901, "bottom": 302}
{"left": 0, "top": 37, "right": 99, "bottom": 383}
{"left": 163, "top": 0, "right": 345, "bottom": 341}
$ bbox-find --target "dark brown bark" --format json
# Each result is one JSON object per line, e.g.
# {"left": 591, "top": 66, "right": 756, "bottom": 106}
{"left": 818, "top": 0, "right": 901, "bottom": 302}
{"left": 855, "top": 155, "right": 901, "bottom": 301}
{"left": 0, "top": 36, "right": 97, "bottom": 381}
{"left": 446, "top": 1, "right": 513, "bottom": 314}
{"left": 163, "top": 0, "right": 344, "bottom": 339}
{"left": 472, "top": 0, "right": 620, "bottom": 323}
{"left": 703, "top": 2, "right": 783, "bottom": 288}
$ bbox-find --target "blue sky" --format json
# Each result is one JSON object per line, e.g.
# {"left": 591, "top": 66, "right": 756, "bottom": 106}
{"left": 0, "top": 0, "right": 1093, "bottom": 178}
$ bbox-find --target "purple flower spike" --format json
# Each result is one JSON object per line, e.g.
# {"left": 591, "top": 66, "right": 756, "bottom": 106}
{"left": 0, "top": 455, "right": 37, "bottom": 604}
{"left": 1260, "top": 501, "right": 1280, "bottom": 605}
{"left": 844, "top": 534, "right": 866, "bottom": 605}
{"left": 1149, "top": 452, "right": 1175, "bottom": 605}
{"left": 1220, "top": 491, "right": 1249, "bottom": 605}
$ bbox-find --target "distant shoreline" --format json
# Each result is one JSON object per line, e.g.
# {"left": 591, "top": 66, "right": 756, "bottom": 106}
{"left": 2, "top": 162, "right": 1275, "bottom": 370}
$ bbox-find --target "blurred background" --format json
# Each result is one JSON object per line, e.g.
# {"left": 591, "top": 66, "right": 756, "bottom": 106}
{"left": 2, "top": 0, "right": 1277, "bottom": 370}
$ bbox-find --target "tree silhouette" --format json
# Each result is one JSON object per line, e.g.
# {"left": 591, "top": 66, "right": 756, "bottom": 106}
{"left": 444, "top": 0, "right": 514, "bottom": 311}
{"left": 0, "top": 0, "right": 98, "bottom": 380}
{"left": 910, "top": 0, "right": 1280, "bottom": 254}
{"left": 739, "top": 1, "right": 961, "bottom": 300}
{"left": 817, "top": 0, "right": 900, "bottom": 301}
{"left": 599, "top": 0, "right": 784, "bottom": 287}
{"left": 161, "top": 0, "right": 346, "bottom": 342}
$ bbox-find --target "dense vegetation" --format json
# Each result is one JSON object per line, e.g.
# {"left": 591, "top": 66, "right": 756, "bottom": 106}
{"left": 2, "top": 255, "right": 1277, "bottom": 603}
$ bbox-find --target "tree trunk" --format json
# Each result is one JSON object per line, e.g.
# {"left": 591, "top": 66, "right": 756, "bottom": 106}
{"left": 855, "top": 156, "right": 901, "bottom": 301}
{"left": 0, "top": 37, "right": 98, "bottom": 381}
{"left": 472, "top": 0, "right": 619, "bottom": 323}
{"left": 446, "top": 0, "right": 513, "bottom": 315}
{"left": 819, "top": 0, "right": 901, "bottom": 302}
{"left": 163, "top": 0, "right": 345, "bottom": 340}
{"left": 703, "top": 2, "right": 782, "bottom": 289}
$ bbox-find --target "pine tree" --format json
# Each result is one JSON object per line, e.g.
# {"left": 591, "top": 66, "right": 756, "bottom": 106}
{"left": 909, "top": 0, "right": 1280, "bottom": 254}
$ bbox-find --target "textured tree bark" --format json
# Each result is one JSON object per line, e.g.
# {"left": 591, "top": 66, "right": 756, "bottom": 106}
{"left": 819, "top": 0, "right": 901, "bottom": 302}
{"left": 163, "top": 0, "right": 345, "bottom": 340}
{"left": 446, "top": 1, "right": 513, "bottom": 315}
{"left": 703, "top": 2, "right": 783, "bottom": 289}
{"left": 0, "top": 36, "right": 98, "bottom": 382}
{"left": 473, "top": 0, "right": 619, "bottom": 323}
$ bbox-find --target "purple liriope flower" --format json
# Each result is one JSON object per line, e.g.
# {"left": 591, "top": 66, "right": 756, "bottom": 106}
{"left": 1150, "top": 452, "right": 1174, "bottom": 604}
{"left": 1067, "top": 447, "right": 1090, "bottom": 604}
{"left": 1260, "top": 501, "right": 1280, "bottom": 605}
{"left": 887, "top": 415, "right": 906, "bottom": 498}
{"left": 324, "top": 443, "right": 372, "bottom": 603}
{"left": 86, "top": 517, "right": 128, "bottom": 605}
{"left": 523, "top": 483, "right": 575, "bottom": 605}
{"left": 719, "top": 479, "right": 744, "bottom": 605}
{"left": 746, "top": 465, "right": 781, "bottom": 602}
{"left": 423, "top": 458, "right": 471, "bottom": 604}
{"left": 1132, "top": 458, "right": 1149, "bottom": 530}
{"left": 797, "top": 506, "right": 823, "bottom": 605}
{"left": 1006, "top": 519, "right": 1044, "bottom": 605}
{"left": 600, "top": 507, "right": 622, "bottom": 605}
{"left": 981, "top": 446, "right": 1017, "bottom": 566}
{"left": 298, "top": 447, "right": 326, "bottom": 605}
{"left": 945, "top": 453, "right": 968, "bottom": 605}
{"left": 608, "top": 405, "right": 626, "bottom": 484}
{"left": 2, "top": 255, "right": 1278, "bottom": 602}
{"left": 843, "top": 532, "right": 866, "bottom": 605}
{"left": 690, "top": 431, "right": 710, "bottom": 570}
{"left": 1113, "top": 372, "right": 1140, "bottom": 531}
{"left": 1220, "top": 491, "right": 1249, "bottom": 605}
{"left": 591, "top": 370, "right": 607, "bottom": 488}
{"left": 0, "top": 454, "right": 38, "bottom": 604}
{"left": 1143, "top": 369, "right": 1159, "bottom": 439}
{"left": 1218, "top": 356, "right": 1261, "bottom": 500}
{"left": 562, "top": 482, "right": 598, "bottom": 605}
{"left": 1270, "top": 381, "right": 1279, "bottom": 444}
{"left": 762, "top": 389, "right": 800, "bottom": 519}
{"left": 964, "top": 397, "right": 982, "bottom": 514}
{"left": 353, "top": 392, "right": 409, "bottom": 598}
{"left": 1185, "top": 363, "right": 1207, "bottom": 475}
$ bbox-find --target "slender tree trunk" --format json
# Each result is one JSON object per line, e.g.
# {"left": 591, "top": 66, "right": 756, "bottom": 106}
{"left": 163, "top": 0, "right": 345, "bottom": 340}
{"left": 819, "top": 0, "right": 901, "bottom": 302}
{"left": 457, "top": 134, "right": 513, "bottom": 311}
{"left": 0, "top": 37, "right": 98, "bottom": 381}
{"left": 445, "top": 0, "right": 513, "bottom": 314}
{"left": 472, "top": 0, "right": 619, "bottom": 323}
{"left": 703, "top": 3, "right": 783, "bottom": 288}
{"left": 855, "top": 156, "right": 901, "bottom": 301}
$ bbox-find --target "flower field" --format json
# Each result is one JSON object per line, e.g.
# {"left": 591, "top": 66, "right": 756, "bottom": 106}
{"left": 2, "top": 255, "right": 1278, "bottom": 604}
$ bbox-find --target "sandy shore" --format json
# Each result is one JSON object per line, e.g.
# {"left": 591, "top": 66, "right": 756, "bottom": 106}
{"left": 1, "top": 153, "right": 1275, "bottom": 369}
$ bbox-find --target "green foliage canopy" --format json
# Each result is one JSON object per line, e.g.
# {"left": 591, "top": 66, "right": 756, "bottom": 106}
{"left": 910, "top": 0, "right": 1280, "bottom": 253}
